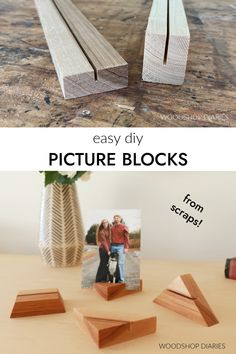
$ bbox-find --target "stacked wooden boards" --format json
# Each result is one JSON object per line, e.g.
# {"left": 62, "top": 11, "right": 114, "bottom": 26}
{"left": 154, "top": 274, "right": 219, "bottom": 326}
{"left": 142, "top": 0, "right": 190, "bottom": 85}
{"left": 74, "top": 308, "right": 157, "bottom": 348}
{"left": 94, "top": 280, "right": 143, "bottom": 300}
{"left": 10, "top": 288, "right": 66, "bottom": 318}
{"left": 34, "top": 0, "right": 128, "bottom": 99}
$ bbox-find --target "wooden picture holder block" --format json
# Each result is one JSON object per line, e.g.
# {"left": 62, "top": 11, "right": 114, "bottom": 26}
{"left": 94, "top": 280, "right": 143, "bottom": 301}
{"left": 10, "top": 288, "right": 66, "bottom": 318}
{"left": 34, "top": 0, "right": 128, "bottom": 99}
{"left": 142, "top": 0, "right": 190, "bottom": 85}
{"left": 154, "top": 274, "right": 219, "bottom": 326}
{"left": 74, "top": 308, "right": 157, "bottom": 348}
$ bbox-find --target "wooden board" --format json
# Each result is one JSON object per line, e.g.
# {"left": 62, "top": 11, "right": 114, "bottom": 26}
{"left": 94, "top": 280, "right": 143, "bottom": 300}
{"left": 74, "top": 308, "right": 157, "bottom": 348}
{"left": 34, "top": 0, "right": 128, "bottom": 99}
{"left": 53, "top": 0, "right": 128, "bottom": 90}
{"left": 34, "top": 0, "right": 94, "bottom": 99}
{"left": 1, "top": 0, "right": 235, "bottom": 127}
{"left": 154, "top": 274, "right": 219, "bottom": 326}
{"left": 10, "top": 288, "right": 66, "bottom": 318}
{"left": 142, "top": 0, "right": 190, "bottom": 85}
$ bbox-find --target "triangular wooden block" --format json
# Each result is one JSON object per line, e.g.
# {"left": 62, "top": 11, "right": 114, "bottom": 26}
{"left": 84, "top": 317, "right": 129, "bottom": 347}
{"left": 94, "top": 280, "right": 143, "bottom": 301}
{"left": 154, "top": 274, "right": 219, "bottom": 327}
{"left": 74, "top": 308, "right": 157, "bottom": 348}
{"left": 167, "top": 275, "right": 192, "bottom": 298}
{"left": 10, "top": 288, "right": 66, "bottom": 318}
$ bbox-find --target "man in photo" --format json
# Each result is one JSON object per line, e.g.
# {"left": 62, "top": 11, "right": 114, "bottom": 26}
{"left": 111, "top": 215, "right": 130, "bottom": 283}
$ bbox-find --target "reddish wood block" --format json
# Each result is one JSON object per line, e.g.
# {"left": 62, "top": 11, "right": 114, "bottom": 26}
{"left": 229, "top": 259, "right": 236, "bottom": 279}
{"left": 154, "top": 274, "right": 219, "bottom": 327}
{"left": 225, "top": 258, "right": 236, "bottom": 279}
{"left": 10, "top": 288, "right": 66, "bottom": 318}
{"left": 74, "top": 308, "right": 157, "bottom": 348}
{"left": 94, "top": 280, "right": 143, "bottom": 301}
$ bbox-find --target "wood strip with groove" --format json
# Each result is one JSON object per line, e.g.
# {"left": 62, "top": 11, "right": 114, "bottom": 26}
{"left": 34, "top": 0, "right": 128, "bottom": 99}
{"left": 18, "top": 288, "right": 59, "bottom": 296}
{"left": 53, "top": 0, "right": 128, "bottom": 90}
{"left": 142, "top": 0, "right": 190, "bottom": 85}
{"left": 34, "top": 0, "right": 95, "bottom": 99}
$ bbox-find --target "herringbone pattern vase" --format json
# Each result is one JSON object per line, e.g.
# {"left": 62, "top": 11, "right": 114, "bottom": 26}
{"left": 39, "top": 183, "right": 84, "bottom": 267}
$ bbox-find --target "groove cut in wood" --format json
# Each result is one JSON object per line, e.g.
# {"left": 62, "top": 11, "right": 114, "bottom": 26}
{"left": 94, "top": 280, "right": 143, "bottom": 301}
{"left": 34, "top": 0, "right": 128, "bottom": 99}
{"left": 154, "top": 274, "right": 219, "bottom": 326}
{"left": 74, "top": 308, "right": 157, "bottom": 348}
{"left": 10, "top": 288, "right": 66, "bottom": 318}
{"left": 142, "top": 0, "right": 190, "bottom": 85}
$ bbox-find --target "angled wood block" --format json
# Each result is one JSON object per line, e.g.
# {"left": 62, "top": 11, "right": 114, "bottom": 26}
{"left": 34, "top": 0, "right": 128, "bottom": 99}
{"left": 74, "top": 308, "right": 156, "bottom": 348}
{"left": 94, "top": 280, "right": 143, "bottom": 301}
{"left": 10, "top": 288, "right": 65, "bottom": 318}
{"left": 142, "top": 0, "right": 190, "bottom": 85}
{"left": 154, "top": 274, "right": 219, "bottom": 327}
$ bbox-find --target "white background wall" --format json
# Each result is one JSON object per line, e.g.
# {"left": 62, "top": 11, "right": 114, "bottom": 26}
{"left": 1, "top": 172, "right": 236, "bottom": 260}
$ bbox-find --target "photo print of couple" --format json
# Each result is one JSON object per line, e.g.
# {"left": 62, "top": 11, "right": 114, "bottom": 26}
{"left": 82, "top": 209, "right": 141, "bottom": 290}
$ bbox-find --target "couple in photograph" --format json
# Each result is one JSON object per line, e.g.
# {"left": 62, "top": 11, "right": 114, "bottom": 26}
{"left": 95, "top": 215, "right": 130, "bottom": 284}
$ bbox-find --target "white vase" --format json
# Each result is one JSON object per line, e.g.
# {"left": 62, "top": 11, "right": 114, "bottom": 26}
{"left": 39, "top": 183, "right": 84, "bottom": 267}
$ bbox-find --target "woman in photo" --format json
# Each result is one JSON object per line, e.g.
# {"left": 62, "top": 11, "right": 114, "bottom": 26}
{"left": 95, "top": 219, "right": 111, "bottom": 282}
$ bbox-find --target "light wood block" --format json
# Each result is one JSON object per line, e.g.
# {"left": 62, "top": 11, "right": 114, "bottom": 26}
{"left": 74, "top": 308, "right": 157, "bottom": 348}
{"left": 154, "top": 274, "right": 219, "bottom": 326}
{"left": 10, "top": 288, "right": 66, "bottom": 318}
{"left": 142, "top": 0, "right": 190, "bottom": 85}
{"left": 34, "top": 0, "right": 128, "bottom": 99}
{"left": 54, "top": 0, "right": 128, "bottom": 89}
{"left": 94, "top": 280, "right": 143, "bottom": 301}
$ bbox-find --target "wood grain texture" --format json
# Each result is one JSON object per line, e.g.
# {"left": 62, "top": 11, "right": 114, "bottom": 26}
{"left": 18, "top": 288, "right": 59, "bottom": 296}
{"left": 34, "top": 0, "right": 127, "bottom": 99}
{"left": 142, "top": 0, "right": 190, "bottom": 85}
{"left": 74, "top": 308, "right": 157, "bottom": 348}
{"left": 34, "top": 0, "right": 95, "bottom": 99}
{"left": 154, "top": 274, "right": 219, "bottom": 327}
{"left": 167, "top": 275, "right": 192, "bottom": 297}
{"left": 10, "top": 288, "right": 66, "bottom": 318}
{"left": 94, "top": 280, "right": 143, "bottom": 301}
{"left": 54, "top": 0, "right": 128, "bottom": 91}
{"left": 0, "top": 0, "right": 235, "bottom": 127}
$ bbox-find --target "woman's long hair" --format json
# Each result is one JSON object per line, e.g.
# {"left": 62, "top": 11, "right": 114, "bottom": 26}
{"left": 96, "top": 219, "right": 111, "bottom": 245}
